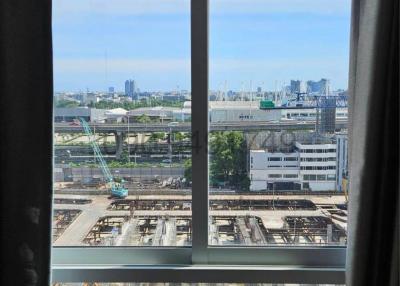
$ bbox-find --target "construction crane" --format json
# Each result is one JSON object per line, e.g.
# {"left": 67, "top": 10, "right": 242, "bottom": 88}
{"left": 79, "top": 118, "right": 128, "bottom": 199}
{"left": 283, "top": 92, "right": 348, "bottom": 108}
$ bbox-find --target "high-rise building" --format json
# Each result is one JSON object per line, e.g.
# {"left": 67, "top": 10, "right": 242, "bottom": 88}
{"left": 108, "top": 86, "right": 115, "bottom": 94}
{"left": 290, "top": 80, "right": 301, "bottom": 93}
{"left": 124, "top": 79, "right": 136, "bottom": 99}
{"left": 317, "top": 98, "right": 336, "bottom": 134}
{"left": 290, "top": 80, "right": 306, "bottom": 94}
{"left": 306, "top": 78, "right": 330, "bottom": 95}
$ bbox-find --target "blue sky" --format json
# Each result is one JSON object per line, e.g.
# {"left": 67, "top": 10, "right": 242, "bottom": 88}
{"left": 53, "top": 0, "right": 351, "bottom": 92}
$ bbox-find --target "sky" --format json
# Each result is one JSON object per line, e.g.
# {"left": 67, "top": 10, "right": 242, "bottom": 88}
{"left": 53, "top": 0, "right": 351, "bottom": 92}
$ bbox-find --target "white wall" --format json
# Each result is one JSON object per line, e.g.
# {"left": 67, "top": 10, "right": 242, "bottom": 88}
{"left": 249, "top": 140, "right": 340, "bottom": 192}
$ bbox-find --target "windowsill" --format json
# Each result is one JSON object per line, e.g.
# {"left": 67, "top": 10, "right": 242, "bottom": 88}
{"left": 52, "top": 264, "right": 345, "bottom": 284}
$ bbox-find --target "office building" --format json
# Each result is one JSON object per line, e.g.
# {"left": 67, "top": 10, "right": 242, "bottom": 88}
{"left": 249, "top": 134, "right": 348, "bottom": 192}
{"left": 125, "top": 79, "right": 136, "bottom": 99}
{"left": 290, "top": 80, "right": 307, "bottom": 94}
{"left": 307, "top": 78, "right": 330, "bottom": 95}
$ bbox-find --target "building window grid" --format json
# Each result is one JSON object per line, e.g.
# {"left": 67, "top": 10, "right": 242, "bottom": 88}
{"left": 301, "top": 148, "right": 336, "bottom": 153}
{"left": 268, "top": 157, "right": 282, "bottom": 161}
{"left": 300, "top": 166, "right": 336, "bottom": 170}
{"left": 284, "top": 157, "right": 298, "bottom": 161}
{"left": 301, "top": 157, "right": 336, "bottom": 162}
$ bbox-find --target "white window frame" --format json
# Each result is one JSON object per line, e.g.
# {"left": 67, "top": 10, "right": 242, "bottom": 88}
{"left": 52, "top": 0, "right": 347, "bottom": 283}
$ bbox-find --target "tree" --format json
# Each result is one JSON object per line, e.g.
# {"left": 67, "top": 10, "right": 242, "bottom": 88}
{"left": 149, "top": 132, "right": 166, "bottom": 142}
{"left": 209, "top": 131, "right": 249, "bottom": 191}
{"left": 55, "top": 99, "right": 80, "bottom": 108}
{"left": 120, "top": 150, "right": 130, "bottom": 164}
{"left": 93, "top": 99, "right": 185, "bottom": 111}
{"left": 184, "top": 158, "right": 192, "bottom": 182}
{"left": 136, "top": 114, "right": 151, "bottom": 124}
{"left": 172, "top": 132, "right": 185, "bottom": 141}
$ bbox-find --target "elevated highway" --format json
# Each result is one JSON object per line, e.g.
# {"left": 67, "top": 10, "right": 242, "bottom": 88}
{"left": 54, "top": 120, "right": 347, "bottom": 159}
{"left": 54, "top": 120, "right": 348, "bottom": 133}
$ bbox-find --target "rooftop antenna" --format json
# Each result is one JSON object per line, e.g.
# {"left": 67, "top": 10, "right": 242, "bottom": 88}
{"left": 250, "top": 80, "right": 253, "bottom": 102}
{"left": 105, "top": 50, "right": 108, "bottom": 93}
{"left": 260, "top": 81, "right": 265, "bottom": 99}
{"left": 223, "top": 80, "right": 227, "bottom": 101}
{"left": 249, "top": 80, "right": 253, "bottom": 118}
{"left": 241, "top": 81, "right": 244, "bottom": 101}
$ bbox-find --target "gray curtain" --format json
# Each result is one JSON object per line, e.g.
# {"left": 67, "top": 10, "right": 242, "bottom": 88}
{"left": 0, "top": 0, "right": 53, "bottom": 285}
{"left": 347, "top": 0, "right": 399, "bottom": 285}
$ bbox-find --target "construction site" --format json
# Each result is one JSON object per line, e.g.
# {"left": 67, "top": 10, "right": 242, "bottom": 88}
{"left": 52, "top": 118, "right": 348, "bottom": 247}
{"left": 52, "top": 193, "right": 347, "bottom": 246}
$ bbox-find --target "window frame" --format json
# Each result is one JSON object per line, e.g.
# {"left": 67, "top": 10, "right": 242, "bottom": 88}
{"left": 51, "top": 0, "right": 347, "bottom": 283}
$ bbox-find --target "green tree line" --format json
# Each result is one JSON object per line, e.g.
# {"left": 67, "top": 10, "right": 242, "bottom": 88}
{"left": 91, "top": 99, "right": 184, "bottom": 110}
{"left": 183, "top": 131, "right": 250, "bottom": 191}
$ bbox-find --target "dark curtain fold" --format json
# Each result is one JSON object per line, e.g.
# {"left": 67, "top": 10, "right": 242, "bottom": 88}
{"left": 0, "top": 1, "right": 53, "bottom": 285}
{"left": 347, "top": 0, "right": 399, "bottom": 285}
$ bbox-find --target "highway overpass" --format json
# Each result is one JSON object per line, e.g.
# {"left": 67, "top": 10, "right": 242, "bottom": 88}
{"left": 54, "top": 120, "right": 348, "bottom": 133}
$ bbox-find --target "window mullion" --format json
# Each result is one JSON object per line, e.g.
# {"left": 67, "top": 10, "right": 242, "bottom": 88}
{"left": 191, "top": 0, "right": 209, "bottom": 264}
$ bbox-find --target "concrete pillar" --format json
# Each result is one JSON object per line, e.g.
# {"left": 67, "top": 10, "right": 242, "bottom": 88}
{"left": 114, "top": 131, "right": 126, "bottom": 160}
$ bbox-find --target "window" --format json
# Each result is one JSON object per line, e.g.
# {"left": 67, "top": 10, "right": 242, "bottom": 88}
{"left": 269, "top": 174, "right": 283, "bottom": 178}
{"left": 327, "top": 174, "right": 337, "bottom": 181}
{"left": 52, "top": 0, "right": 351, "bottom": 284}
{"left": 284, "top": 157, "right": 298, "bottom": 161}
{"left": 208, "top": 0, "right": 349, "bottom": 249}
{"left": 52, "top": 0, "right": 192, "bottom": 247}
{"left": 284, "top": 174, "right": 298, "bottom": 179}
{"left": 268, "top": 157, "right": 282, "bottom": 161}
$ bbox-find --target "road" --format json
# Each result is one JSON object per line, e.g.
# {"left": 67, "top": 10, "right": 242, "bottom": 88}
{"left": 54, "top": 120, "right": 348, "bottom": 133}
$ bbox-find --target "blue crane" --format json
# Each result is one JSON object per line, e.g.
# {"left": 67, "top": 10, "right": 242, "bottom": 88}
{"left": 79, "top": 118, "right": 128, "bottom": 198}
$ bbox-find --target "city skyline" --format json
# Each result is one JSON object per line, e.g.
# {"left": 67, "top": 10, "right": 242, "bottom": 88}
{"left": 53, "top": 0, "right": 351, "bottom": 92}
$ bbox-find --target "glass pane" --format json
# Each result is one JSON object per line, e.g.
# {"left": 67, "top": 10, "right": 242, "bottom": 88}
{"left": 52, "top": 0, "right": 191, "bottom": 246}
{"left": 209, "top": 0, "right": 350, "bottom": 245}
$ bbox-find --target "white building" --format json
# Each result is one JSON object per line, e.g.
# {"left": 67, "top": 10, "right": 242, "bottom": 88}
{"left": 54, "top": 107, "right": 106, "bottom": 123}
{"left": 209, "top": 101, "right": 281, "bottom": 122}
{"left": 296, "top": 141, "right": 337, "bottom": 191}
{"left": 250, "top": 150, "right": 301, "bottom": 191}
{"left": 280, "top": 108, "right": 348, "bottom": 121}
{"left": 249, "top": 135, "right": 347, "bottom": 192}
{"left": 104, "top": 108, "right": 128, "bottom": 123}
{"left": 128, "top": 106, "right": 176, "bottom": 122}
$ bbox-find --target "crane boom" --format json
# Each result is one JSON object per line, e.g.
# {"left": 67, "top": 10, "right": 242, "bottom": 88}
{"left": 79, "top": 118, "right": 128, "bottom": 198}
